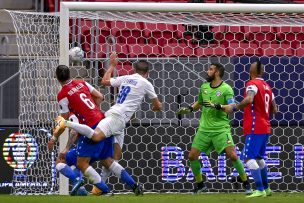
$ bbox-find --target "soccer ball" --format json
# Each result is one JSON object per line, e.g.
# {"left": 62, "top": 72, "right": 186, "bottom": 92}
{"left": 69, "top": 47, "right": 84, "bottom": 62}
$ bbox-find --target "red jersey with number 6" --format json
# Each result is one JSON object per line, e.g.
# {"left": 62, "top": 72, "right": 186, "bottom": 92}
{"left": 243, "top": 78, "right": 273, "bottom": 135}
{"left": 57, "top": 80, "right": 104, "bottom": 127}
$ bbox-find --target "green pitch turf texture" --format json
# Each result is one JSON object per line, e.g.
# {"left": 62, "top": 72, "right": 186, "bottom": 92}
{"left": 0, "top": 193, "right": 303, "bottom": 203}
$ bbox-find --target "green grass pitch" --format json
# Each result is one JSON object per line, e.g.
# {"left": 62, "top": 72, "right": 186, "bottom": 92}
{"left": 1, "top": 193, "right": 304, "bottom": 203}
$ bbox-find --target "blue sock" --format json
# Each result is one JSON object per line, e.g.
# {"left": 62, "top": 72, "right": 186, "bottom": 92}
{"left": 121, "top": 170, "right": 136, "bottom": 188}
{"left": 73, "top": 168, "right": 83, "bottom": 179}
{"left": 94, "top": 181, "right": 110, "bottom": 194}
{"left": 250, "top": 168, "right": 264, "bottom": 191}
{"left": 60, "top": 165, "right": 77, "bottom": 184}
{"left": 260, "top": 167, "right": 268, "bottom": 189}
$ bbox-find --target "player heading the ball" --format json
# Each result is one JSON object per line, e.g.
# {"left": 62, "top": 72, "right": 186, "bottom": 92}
{"left": 54, "top": 52, "right": 162, "bottom": 143}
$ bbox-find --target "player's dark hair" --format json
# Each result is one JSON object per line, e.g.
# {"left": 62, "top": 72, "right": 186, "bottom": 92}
{"left": 256, "top": 59, "right": 264, "bottom": 75}
{"left": 211, "top": 63, "right": 225, "bottom": 78}
{"left": 56, "top": 65, "right": 70, "bottom": 82}
{"left": 134, "top": 60, "right": 150, "bottom": 75}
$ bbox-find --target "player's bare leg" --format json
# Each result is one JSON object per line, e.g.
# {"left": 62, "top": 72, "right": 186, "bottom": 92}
{"left": 188, "top": 148, "right": 207, "bottom": 194}
{"left": 225, "top": 146, "right": 252, "bottom": 195}
{"left": 91, "top": 128, "right": 107, "bottom": 142}
{"left": 113, "top": 143, "right": 122, "bottom": 160}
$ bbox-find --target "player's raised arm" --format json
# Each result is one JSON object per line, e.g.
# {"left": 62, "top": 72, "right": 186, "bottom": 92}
{"left": 101, "top": 52, "right": 118, "bottom": 86}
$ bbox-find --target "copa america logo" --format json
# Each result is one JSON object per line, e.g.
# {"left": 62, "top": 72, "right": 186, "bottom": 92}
{"left": 2, "top": 133, "right": 38, "bottom": 171}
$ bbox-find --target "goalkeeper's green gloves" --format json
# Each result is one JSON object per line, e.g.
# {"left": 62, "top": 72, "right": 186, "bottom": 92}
{"left": 176, "top": 106, "right": 194, "bottom": 115}
{"left": 202, "top": 100, "right": 223, "bottom": 110}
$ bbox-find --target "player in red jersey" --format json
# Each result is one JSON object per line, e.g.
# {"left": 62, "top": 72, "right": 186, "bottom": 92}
{"left": 50, "top": 65, "right": 143, "bottom": 196}
{"left": 56, "top": 77, "right": 104, "bottom": 128}
{"left": 223, "top": 61, "right": 278, "bottom": 198}
{"left": 48, "top": 65, "right": 111, "bottom": 195}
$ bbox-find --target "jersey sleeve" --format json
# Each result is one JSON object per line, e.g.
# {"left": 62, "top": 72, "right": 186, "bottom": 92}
{"left": 198, "top": 86, "right": 204, "bottom": 105}
{"left": 245, "top": 83, "right": 258, "bottom": 95}
{"left": 145, "top": 81, "right": 157, "bottom": 99}
{"left": 110, "top": 76, "right": 126, "bottom": 87}
{"left": 58, "top": 97, "right": 69, "bottom": 114}
{"left": 225, "top": 85, "right": 235, "bottom": 104}
{"left": 85, "top": 82, "right": 95, "bottom": 93}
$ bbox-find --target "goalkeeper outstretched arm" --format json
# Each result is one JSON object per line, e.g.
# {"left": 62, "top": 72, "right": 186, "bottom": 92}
{"left": 176, "top": 101, "right": 201, "bottom": 115}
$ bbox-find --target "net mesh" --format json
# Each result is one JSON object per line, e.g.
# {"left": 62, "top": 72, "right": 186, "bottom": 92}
{"left": 8, "top": 9, "right": 304, "bottom": 194}
{"left": 9, "top": 11, "right": 60, "bottom": 194}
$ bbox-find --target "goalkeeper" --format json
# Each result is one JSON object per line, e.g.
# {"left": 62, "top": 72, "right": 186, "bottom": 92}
{"left": 177, "top": 63, "right": 251, "bottom": 194}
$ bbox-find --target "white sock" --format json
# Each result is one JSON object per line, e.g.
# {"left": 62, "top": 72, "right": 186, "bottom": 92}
{"left": 84, "top": 166, "right": 101, "bottom": 184}
{"left": 66, "top": 121, "right": 94, "bottom": 139}
{"left": 256, "top": 159, "right": 266, "bottom": 169}
{"left": 109, "top": 161, "right": 124, "bottom": 178}
{"left": 101, "top": 166, "right": 112, "bottom": 182}
{"left": 56, "top": 162, "right": 66, "bottom": 171}
{"left": 246, "top": 159, "right": 259, "bottom": 170}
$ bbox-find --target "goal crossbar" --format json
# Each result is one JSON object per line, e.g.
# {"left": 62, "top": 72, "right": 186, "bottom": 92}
{"left": 61, "top": 2, "right": 304, "bottom": 13}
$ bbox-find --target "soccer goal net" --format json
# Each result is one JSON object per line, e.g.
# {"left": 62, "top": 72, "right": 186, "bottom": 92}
{"left": 7, "top": 2, "right": 304, "bottom": 195}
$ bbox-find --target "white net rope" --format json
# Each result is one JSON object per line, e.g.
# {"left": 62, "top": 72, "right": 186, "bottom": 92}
{"left": 9, "top": 11, "right": 60, "bottom": 194}
{"left": 8, "top": 9, "right": 304, "bottom": 194}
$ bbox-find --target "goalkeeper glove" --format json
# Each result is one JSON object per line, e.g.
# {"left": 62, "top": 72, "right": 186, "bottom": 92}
{"left": 176, "top": 106, "right": 194, "bottom": 115}
{"left": 202, "top": 100, "right": 222, "bottom": 110}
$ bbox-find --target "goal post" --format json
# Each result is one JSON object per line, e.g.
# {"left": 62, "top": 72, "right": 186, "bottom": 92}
{"left": 6, "top": 2, "right": 304, "bottom": 195}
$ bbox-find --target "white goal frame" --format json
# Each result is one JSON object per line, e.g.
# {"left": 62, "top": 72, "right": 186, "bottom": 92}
{"left": 59, "top": 2, "right": 304, "bottom": 195}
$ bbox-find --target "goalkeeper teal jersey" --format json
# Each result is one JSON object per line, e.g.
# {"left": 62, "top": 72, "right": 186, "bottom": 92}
{"left": 197, "top": 81, "right": 235, "bottom": 133}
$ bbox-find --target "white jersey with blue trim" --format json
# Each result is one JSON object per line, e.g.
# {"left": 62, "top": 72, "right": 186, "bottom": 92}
{"left": 108, "top": 73, "right": 157, "bottom": 122}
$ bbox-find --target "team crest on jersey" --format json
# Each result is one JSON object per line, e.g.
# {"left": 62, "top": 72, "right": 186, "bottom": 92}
{"left": 216, "top": 91, "right": 222, "bottom": 97}
{"left": 203, "top": 90, "right": 207, "bottom": 95}
{"left": 227, "top": 140, "right": 232, "bottom": 144}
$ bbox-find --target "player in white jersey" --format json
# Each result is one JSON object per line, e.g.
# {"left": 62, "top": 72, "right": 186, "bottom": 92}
{"left": 55, "top": 52, "right": 162, "bottom": 144}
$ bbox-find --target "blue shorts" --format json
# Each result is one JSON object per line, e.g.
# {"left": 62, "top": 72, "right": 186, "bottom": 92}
{"left": 65, "top": 148, "right": 78, "bottom": 166}
{"left": 66, "top": 136, "right": 114, "bottom": 166}
{"left": 76, "top": 123, "right": 114, "bottom": 160}
{"left": 77, "top": 135, "right": 114, "bottom": 161}
{"left": 241, "top": 134, "right": 270, "bottom": 160}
